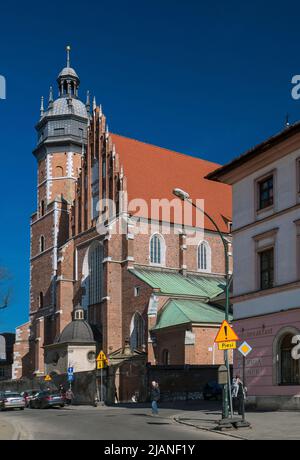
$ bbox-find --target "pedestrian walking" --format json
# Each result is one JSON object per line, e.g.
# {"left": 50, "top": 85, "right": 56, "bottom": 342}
{"left": 65, "top": 387, "right": 74, "bottom": 405}
{"left": 150, "top": 381, "right": 160, "bottom": 416}
{"left": 59, "top": 384, "right": 66, "bottom": 402}
{"left": 232, "top": 375, "right": 247, "bottom": 416}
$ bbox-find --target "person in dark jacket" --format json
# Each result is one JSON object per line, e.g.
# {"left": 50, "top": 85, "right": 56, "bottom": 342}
{"left": 232, "top": 375, "right": 247, "bottom": 415}
{"left": 150, "top": 381, "right": 160, "bottom": 415}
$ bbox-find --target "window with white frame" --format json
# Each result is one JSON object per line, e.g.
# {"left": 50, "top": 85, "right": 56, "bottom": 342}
{"left": 150, "top": 234, "right": 165, "bottom": 265}
{"left": 88, "top": 242, "right": 104, "bottom": 306}
{"left": 197, "top": 241, "right": 211, "bottom": 272}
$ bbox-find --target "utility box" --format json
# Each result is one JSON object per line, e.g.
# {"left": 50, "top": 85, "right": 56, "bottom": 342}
{"left": 218, "top": 365, "right": 228, "bottom": 385}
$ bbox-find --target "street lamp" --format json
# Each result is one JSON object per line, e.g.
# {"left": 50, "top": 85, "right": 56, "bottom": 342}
{"left": 173, "top": 188, "right": 232, "bottom": 419}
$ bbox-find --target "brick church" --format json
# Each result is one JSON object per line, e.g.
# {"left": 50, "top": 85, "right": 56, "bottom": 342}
{"left": 13, "top": 48, "right": 232, "bottom": 391}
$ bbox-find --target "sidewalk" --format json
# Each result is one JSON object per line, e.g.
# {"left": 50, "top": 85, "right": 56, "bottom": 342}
{"left": 174, "top": 403, "right": 300, "bottom": 440}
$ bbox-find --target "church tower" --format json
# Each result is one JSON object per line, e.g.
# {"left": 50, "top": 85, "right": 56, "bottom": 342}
{"left": 29, "top": 47, "right": 89, "bottom": 375}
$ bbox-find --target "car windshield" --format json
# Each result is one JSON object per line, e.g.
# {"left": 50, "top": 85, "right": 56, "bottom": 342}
{"left": 5, "top": 393, "right": 21, "bottom": 398}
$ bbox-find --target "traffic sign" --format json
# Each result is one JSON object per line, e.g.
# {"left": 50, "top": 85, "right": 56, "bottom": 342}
{"left": 67, "top": 367, "right": 74, "bottom": 374}
{"left": 44, "top": 374, "right": 52, "bottom": 382}
{"left": 96, "top": 350, "right": 109, "bottom": 369}
{"left": 96, "top": 350, "right": 108, "bottom": 362}
{"left": 215, "top": 320, "right": 239, "bottom": 343}
{"left": 68, "top": 374, "right": 74, "bottom": 382}
{"left": 218, "top": 341, "right": 237, "bottom": 350}
{"left": 238, "top": 341, "right": 252, "bottom": 357}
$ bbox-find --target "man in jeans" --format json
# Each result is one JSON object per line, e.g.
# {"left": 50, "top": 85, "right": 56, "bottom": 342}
{"left": 150, "top": 381, "right": 160, "bottom": 416}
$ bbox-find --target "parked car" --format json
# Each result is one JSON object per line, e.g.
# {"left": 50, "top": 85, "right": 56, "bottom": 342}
{"left": 202, "top": 381, "right": 222, "bottom": 401}
{"left": 21, "top": 390, "right": 39, "bottom": 407}
{"left": 0, "top": 391, "right": 26, "bottom": 411}
{"left": 29, "top": 391, "right": 65, "bottom": 409}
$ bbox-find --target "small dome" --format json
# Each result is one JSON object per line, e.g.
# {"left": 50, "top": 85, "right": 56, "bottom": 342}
{"left": 57, "top": 320, "right": 94, "bottom": 344}
{"left": 46, "top": 97, "right": 88, "bottom": 118}
{"left": 58, "top": 66, "right": 79, "bottom": 79}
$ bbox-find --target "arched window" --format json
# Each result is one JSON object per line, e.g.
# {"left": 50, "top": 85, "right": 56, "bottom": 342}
{"left": 88, "top": 242, "right": 104, "bottom": 306}
{"left": 162, "top": 349, "right": 170, "bottom": 365}
{"left": 197, "top": 241, "right": 211, "bottom": 272}
{"left": 130, "top": 312, "right": 145, "bottom": 351}
{"left": 40, "top": 200, "right": 45, "bottom": 217}
{"left": 150, "top": 234, "right": 165, "bottom": 266}
{"left": 279, "top": 334, "right": 300, "bottom": 385}
{"left": 39, "top": 292, "right": 44, "bottom": 309}
{"left": 55, "top": 166, "right": 64, "bottom": 177}
{"left": 40, "top": 236, "right": 45, "bottom": 253}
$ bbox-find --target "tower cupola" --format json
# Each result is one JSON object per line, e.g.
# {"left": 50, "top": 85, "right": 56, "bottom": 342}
{"left": 57, "top": 46, "right": 80, "bottom": 98}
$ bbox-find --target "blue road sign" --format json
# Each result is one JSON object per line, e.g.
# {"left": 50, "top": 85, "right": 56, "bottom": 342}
{"left": 67, "top": 367, "right": 74, "bottom": 374}
{"left": 68, "top": 374, "right": 74, "bottom": 382}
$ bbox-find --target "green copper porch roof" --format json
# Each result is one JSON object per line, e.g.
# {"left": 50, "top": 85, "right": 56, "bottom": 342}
{"left": 129, "top": 268, "right": 226, "bottom": 298}
{"left": 153, "top": 299, "right": 232, "bottom": 330}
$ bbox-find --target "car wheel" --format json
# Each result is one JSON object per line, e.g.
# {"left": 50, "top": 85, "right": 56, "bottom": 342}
{"left": 20, "top": 407, "right": 25, "bottom": 410}
{"left": 60, "top": 404, "right": 64, "bottom": 408}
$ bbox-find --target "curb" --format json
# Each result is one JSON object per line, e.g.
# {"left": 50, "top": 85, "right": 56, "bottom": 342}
{"left": 173, "top": 415, "right": 249, "bottom": 440}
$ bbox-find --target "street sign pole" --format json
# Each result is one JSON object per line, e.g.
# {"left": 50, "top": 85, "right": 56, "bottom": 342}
{"left": 100, "top": 366, "right": 103, "bottom": 404}
{"left": 215, "top": 319, "right": 239, "bottom": 420}
{"left": 96, "top": 350, "right": 108, "bottom": 406}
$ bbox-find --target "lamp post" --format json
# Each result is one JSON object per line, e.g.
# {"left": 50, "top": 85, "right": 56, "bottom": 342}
{"left": 173, "top": 188, "right": 232, "bottom": 419}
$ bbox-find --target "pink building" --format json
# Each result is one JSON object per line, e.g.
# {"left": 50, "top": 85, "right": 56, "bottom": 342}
{"left": 207, "top": 123, "right": 300, "bottom": 410}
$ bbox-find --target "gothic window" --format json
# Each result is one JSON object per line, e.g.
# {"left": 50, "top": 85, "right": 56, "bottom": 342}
{"left": 88, "top": 242, "right": 104, "bottom": 306}
{"left": 130, "top": 312, "right": 145, "bottom": 351}
{"left": 162, "top": 349, "right": 170, "bottom": 365}
{"left": 39, "top": 292, "right": 44, "bottom": 309}
{"left": 91, "top": 160, "right": 99, "bottom": 220}
{"left": 150, "top": 234, "right": 165, "bottom": 266}
{"left": 279, "top": 334, "right": 300, "bottom": 385}
{"left": 198, "top": 241, "right": 211, "bottom": 272}
{"left": 40, "top": 200, "right": 45, "bottom": 217}
{"left": 40, "top": 236, "right": 45, "bottom": 253}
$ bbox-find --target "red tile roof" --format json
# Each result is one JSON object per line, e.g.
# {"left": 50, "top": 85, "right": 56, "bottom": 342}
{"left": 111, "top": 133, "right": 232, "bottom": 233}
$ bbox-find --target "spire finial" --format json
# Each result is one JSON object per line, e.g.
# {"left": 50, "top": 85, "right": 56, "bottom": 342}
{"left": 93, "top": 96, "right": 96, "bottom": 111}
{"left": 86, "top": 90, "right": 90, "bottom": 112}
{"left": 99, "top": 104, "right": 102, "bottom": 117}
{"left": 66, "top": 45, "right": 71, "bottom": 67}
{"left": 48, "top": 86, "right": 53, "bottom": 109}
{"left": 40, "top": 96, "right": 44, "bottom": 117}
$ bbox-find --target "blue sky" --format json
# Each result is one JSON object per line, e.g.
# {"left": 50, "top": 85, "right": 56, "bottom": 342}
{"left": 1, "top": 0, "right": 300, "bottom": 331}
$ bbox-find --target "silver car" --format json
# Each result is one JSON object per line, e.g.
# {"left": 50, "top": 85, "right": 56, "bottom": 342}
{"left": 0, "top": 392, "right": 25, "bottom": 411}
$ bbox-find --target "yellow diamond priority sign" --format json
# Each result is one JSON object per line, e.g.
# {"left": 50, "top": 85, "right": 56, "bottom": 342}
{"left": 238, "top": 341, "right": 252, "bottom": 357}
{"left": 44, "top": 374, "right": 52, "bottom": 382}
